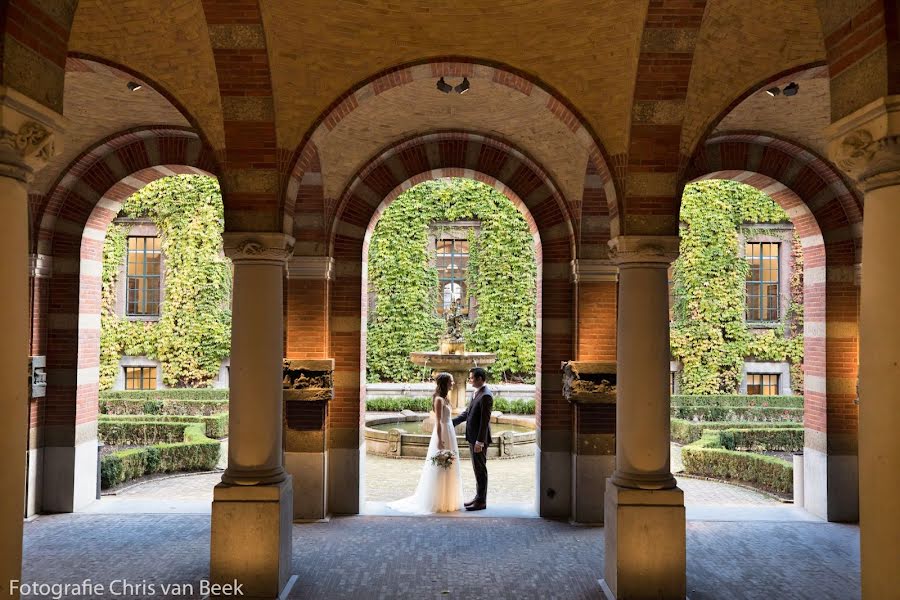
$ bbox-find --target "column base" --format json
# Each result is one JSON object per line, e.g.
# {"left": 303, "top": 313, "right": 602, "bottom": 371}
{"left": 210, "top": 477, "right": 293, "bottom": 599}
{"left": 603, "top": 480, "right": 686, "bottom": 599}
{"left": 285, "top": 450, "right": 327, "bottom": 521}
{"left": 571, "top": 452, "right": 615, "bottom": 524}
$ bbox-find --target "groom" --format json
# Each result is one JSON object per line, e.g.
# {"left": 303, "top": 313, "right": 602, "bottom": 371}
{"left": 453, "top": 367, "right": 493, "bottom": 511}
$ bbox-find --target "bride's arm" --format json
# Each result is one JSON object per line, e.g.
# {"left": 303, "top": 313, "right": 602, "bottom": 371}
{"left": 433, "top": 396, "right": 445, "bottom": 449}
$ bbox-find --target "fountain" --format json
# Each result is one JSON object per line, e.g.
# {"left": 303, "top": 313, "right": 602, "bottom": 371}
{"left": 409, "top": 298, "right": 496, "bottom": 412}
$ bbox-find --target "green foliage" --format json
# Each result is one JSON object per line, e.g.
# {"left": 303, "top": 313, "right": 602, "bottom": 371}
{"left": 670, "top": 394, "right": 803, "bottom": 408}
{"left": 681, "top": 429, "right": 793, "bottom": 495}
{"left": 99, "top": 394, "right": 228, "bottom": 417}
{"left": 672, "top": 405, "right": 802, "bottom": 422}
{"left": 101, "top": 413, "right": 228, "bottom": 439}
{"left": 718, "top": 427, "right": 804, "bottom": 452}
{"left": 365, "top": 396, "right": 536, "bottom": 415}
{"left": 99, "top": 175, "right": 231, "bottom": 390}
{"left": 366, "top": 179, "right": 536, "bottom": 382}
{"left": 671, "top": 418, "right": 802, "bottom": 445}
{"left": 671, "top": 180, "right": 803, "bottom": 393}
{"left": 100, "top": 389, "right": 228, "bottom": 401}
{"left": 98, "top": 420, "right": 194, "bottom": 445}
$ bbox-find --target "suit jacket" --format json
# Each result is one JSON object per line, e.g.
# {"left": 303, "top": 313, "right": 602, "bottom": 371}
{"left": 452, "top": 384, "right": 493, "bottom": 446}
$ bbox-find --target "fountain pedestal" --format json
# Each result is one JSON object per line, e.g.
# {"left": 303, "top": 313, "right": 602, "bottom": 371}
{"left": 410, "top": 351, "right": 497, "bottom": 411}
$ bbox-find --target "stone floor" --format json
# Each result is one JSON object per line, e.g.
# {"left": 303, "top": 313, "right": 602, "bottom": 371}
{"left": 20, "top": 513, "right": 860, "bottom": 599}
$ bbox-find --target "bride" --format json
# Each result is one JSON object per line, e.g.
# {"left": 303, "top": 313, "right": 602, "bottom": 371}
{"left": 388, "top": 372, "right": 464, "bottom": 514}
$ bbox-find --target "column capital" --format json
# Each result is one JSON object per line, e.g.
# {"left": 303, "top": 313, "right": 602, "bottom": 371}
{"left": 222, "top": 232, "right": 295, "bottom": 264}
{"left": 0, "top": 86, "right": 66, "bottom": 182}
{"left": 287, "top": 256, "right": 334, "bottom": 280}
{"left": 827, "top": 95, "right": 900, "bottom": 191}
{"left": 608, "top": 235, "right": 679, "bottom": 266}
{"left": 570, "top": 259, "right": 618, "bottom": 283}
{"left": 30, "top": 254, "right": 53, "bottom": 279}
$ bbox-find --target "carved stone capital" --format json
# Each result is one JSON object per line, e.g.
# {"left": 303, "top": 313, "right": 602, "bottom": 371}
{"left": 607, "top": 235, "right": 679, "bottom": 266}
{"left": 570, "top": 259, "right": 618, "bottom": 283}
{"left": 222, "top": 232, "right": 295, "bottom": 264}
{"left": 287, "top": 256, "right": 334, "bottom": 280}
{"left": 827, "top": 95, "right": 900, "bottom": 191}
{"left": 0, "top": 86, "right": 66, "bottom": 182}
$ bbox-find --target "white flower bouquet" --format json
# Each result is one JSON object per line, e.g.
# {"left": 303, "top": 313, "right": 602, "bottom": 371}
{"left": 430, "top": 450, "right": 456, "bottom": 470}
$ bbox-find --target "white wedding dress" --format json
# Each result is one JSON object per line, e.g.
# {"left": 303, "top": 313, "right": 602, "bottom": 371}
{"left": 388, "top": 396, "right": 465, "bottom": 514}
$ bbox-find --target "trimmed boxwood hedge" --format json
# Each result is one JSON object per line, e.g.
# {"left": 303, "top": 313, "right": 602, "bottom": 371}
{"left": 672, "top": 405, "right": 802, "bottom": 423}
{"left": 100, "top": 389, "right": 228, "bottom": 401}
{"left": 99, "top": 420, "right": 195, "bottom": 445}
{"left": 681, "top": 430, "right": 793, "bottom": 495}
{"left": 720, "top": 427, "right": 803, "bottom": 452}
{"left": 100, "top": 397, "right": 228, "bottom": 417}
{"left": 100, "top": 423, "right": 219, "bottom": 489}
{"left": 671, "top": 418, "right": 802, "bottom": 444}
{"left": 670, "top": 395, "right": 803, "bottom": 409}
{"left": 365, "top": 396, "right": 536, "bottom": 415}
{"left": 101, "top": 413, "right": 228, "bottom": 440}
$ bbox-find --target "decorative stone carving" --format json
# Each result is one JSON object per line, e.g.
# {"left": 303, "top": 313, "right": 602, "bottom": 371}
{"left": 282, "top": 359, "right": 334, "bottom": 402}
{"left": 827, "top": 95, "right": 900, "bottom": 190}
{"left": 562, "top": 361, "right": 617, "bottom": 404}
{"left": 0, "top": 86, "right": 66, "bottom": 181}
{"left": 222, "top": 232, "right": 295, "bottom": 262}
{"left": 607, "top": 235, "right": 679, "bottom": 266}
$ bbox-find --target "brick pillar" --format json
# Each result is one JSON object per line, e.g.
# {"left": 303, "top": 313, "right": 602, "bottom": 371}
{"left": 26, "top": 254, "right": 52, "bottom": 517}
{"left": 211, "top": 232, "right": 293, "bottom": 598}
{"left": 602, "top": 236, "right": 685, "bottom": 600}
{"left": 827, "top": 96, "right": 900, "bottom": 598}
{"left": 571, "top": 259, "right": 617, "bottom": 524}
{"left": 0, "top": 89, "right": 64, "bottom": 600}
{"left": 284, "top": 256, "right": 333, "bottom": 520}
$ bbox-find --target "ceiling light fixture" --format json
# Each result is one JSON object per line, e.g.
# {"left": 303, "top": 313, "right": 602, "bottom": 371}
{"left": 436, "top": 77, "right": 452, "bottom": 94}
{"left": 127, "top": 81, "right": 143, "bottom": 92}
{"left": 454, "top": 77, "right": 470, "bottom": 94}
{"left": 765, "top": 87, "right": 781, "bottom": 97}
{"left": 782, "top": 82, "right": 800, "bottom": 97}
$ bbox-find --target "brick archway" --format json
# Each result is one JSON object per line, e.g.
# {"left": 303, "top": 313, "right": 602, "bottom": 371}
{"left": 282, "top": 60, "right": 620, "bottom": 245}
{"left": 32, "top": 127, "right": 217, "bottom": 512}
{"left": 301, "top": 131, "right": 584, "bottom": 518}
{"left": 686, "top": 133, "right": 862, "bottom": 522}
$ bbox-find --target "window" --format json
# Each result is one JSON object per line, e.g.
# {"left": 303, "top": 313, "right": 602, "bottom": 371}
{"left": 124, "top": 366, "right": 157, "bottom": 390}
{"left": 747, "top": 373, "right": 779, "bottom": 396}
{"left": 126, "top": 236, "right": 161, "bottom": 316}
{"left": 670, "top": 371, "right": 677, "bottom": 395}
{"left": 436, "top": 238, "right": 469, "bottom": 313}
{"left": 745, "top": 242, "right": 779, "bottom": 322}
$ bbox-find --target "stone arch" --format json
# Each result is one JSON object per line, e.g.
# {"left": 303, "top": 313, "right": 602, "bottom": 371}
{"left": 35, "top": 127, "right": 217, "bottom": 512}
{"left": 316, "top": 132, "right": 580, "bottom": 518}
{"left": 685, "top": 133, "right": 861, "bottom": 522}
{"left": 282, "top": 59, "right": 620, "bottom": 243}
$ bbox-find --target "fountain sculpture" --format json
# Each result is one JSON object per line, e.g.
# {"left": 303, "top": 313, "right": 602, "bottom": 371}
{"left": 409, "top": 298, "right": 496, "bottom": 411}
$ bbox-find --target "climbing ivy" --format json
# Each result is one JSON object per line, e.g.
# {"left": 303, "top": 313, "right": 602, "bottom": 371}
{"left": 99, "top": 175, "right": 232, "bottom": 389}
{"left": 670, "top": 180, "right": 804, "bottom": 394}
{"left": 367, "top": 178, "right": 536, "bottom": 383}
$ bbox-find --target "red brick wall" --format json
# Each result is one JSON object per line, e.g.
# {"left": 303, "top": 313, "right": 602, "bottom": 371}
{"left": 577, "top": 281, "right": 617, "bottom": 362}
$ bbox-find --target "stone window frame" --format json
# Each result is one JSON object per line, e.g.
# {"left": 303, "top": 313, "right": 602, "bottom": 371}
{"left": 740, "top": 361, "right": 792, "bottom": 395}
{"left": 115, "top": 356, "right": 164, "bottom": 390}
{"left": 115, "top": 218, "right": 164, "bottom": 322}
{"left": 738, "top": 223, "right": 794, "bottom": 330}
{"left": 669, "top": 361, "right": 682, "bottom": 395}
{"left": 428, "top": 220, "right": 481, "bottom": 318}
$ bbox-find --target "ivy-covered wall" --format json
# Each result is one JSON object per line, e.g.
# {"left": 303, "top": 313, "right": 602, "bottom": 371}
{"left": 670, "top": 179, "right": 804, "bottom": 394}
{"left": 366, "top": 178, "right": 536, "bottom": 383}
{"left": 99, "top": 175, "right": 232, "bottom": 390}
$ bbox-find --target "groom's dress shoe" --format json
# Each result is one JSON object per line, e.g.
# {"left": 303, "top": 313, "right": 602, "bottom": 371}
{"left": 465, "top": 502, "right": 487, "bottom": 511}
{"left": 464, "top": 498, "right": 478, "bottom": 507}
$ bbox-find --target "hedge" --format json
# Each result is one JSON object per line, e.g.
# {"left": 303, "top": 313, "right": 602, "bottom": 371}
{"left": 719, "top": 427, "right": 804, "bottom": 452}
{"left": 100, "top": 397, "right": 228, "bottom": 417}
{"left": 365, "top": 396, "right": 536, "bottom": 415}
{"left": 101, "top": 413, "right": 228, "bottom": 440}
{"left": 100, "top": 389, "right": 228, "bottom": 401}
{"left": 671, "top": 418, "right": 802, "bottom": 445}
{"left": 681, "top": 430, "right": 793, "bottom": 495}
{"left": 670, "top": 395, "right": 803, "bottom": 409}
{"left": 99, "top": 420, "right": 195, "bottom": 445}
{"left": 100, "top": 423, "right": 219, "bottom": 489}
{"left": 672, "top": 405, "right": 802, "bottom": 423}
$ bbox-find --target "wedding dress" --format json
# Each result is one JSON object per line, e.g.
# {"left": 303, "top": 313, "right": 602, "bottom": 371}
{"left": 388, "top": 396, "right": 465, "bottom": 514}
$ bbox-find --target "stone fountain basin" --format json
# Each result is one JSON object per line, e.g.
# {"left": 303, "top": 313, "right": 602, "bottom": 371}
{"left": 365, "top": 413, "right": 535, "bottom": 459}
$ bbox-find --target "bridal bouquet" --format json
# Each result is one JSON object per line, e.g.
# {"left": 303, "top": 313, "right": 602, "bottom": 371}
{"left": 430, "top": 450, "right": 456, "bottom": 470}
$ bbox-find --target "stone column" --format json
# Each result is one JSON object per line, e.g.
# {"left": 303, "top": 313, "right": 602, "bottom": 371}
{"left": 602, "top": 236, "right": 685, "bottom": 600}
{"left": 211, "top": 232, "right": 294, "bottom": 599}
{"left": 827, "top": 96, "right": 900, "bottom": 599}
{"left": 0, "top": 87, "right": 64, "bottom": 599}
{"left": 570, "top": 259, "right": 618, "bottom": 524}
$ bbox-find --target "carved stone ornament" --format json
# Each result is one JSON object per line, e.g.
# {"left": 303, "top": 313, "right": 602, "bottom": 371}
{"left": 607, "top": 235, "right": 679, "bottom": 266}
{"left": 0, "top": 121, "right": 56, "bottom": 181}
{"left": 223, "top": 232, "right": 295, "bottom": 262}
{"left": 827, "top": 96, "right": 900, "bottom": 190}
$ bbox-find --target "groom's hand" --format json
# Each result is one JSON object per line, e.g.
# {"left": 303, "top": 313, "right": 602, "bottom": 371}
{"left": 474, "top": 441, "right": 484, "bottom": 453}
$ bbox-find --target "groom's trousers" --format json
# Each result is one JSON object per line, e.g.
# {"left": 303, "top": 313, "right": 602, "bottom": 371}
{"left": 469, "top": 444, "right": 488, "bottom": 502}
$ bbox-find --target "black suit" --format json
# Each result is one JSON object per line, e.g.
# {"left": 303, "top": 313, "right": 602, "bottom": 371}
{"left": 452, "top": 385, "right": 493, "bottom": 503}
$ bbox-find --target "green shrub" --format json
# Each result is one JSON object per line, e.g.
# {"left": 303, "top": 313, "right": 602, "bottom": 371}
{"left": 100, "top": 389, "right": 228, "bottom": 401}
{"left": 101, "top": 413, "right": 228, "bottom": 439}
{"left": 365, "top": 396, "right": 536, "bottom": 414}
{"left": 100, "top": 396, "right": 228, "bottom": 417}
{"left": 672, "top": 405, "right": 802, "bottom": 422}
{"left": 493, "top": 398, "right": 535, "bottom": 415}
{"left": 670, "top": 395, "right": 803, "bottom": 409}
{"left": 720, "top": 427, "right": 803, "bottom": 452}
{"left": 681, "top": 430, "right": 793, "bottom": 495}
{"left": 671, "top": 418, "right": 802, "bottom": 444}
{"left": 99, "top": 423, "right": 219, "bottom": 489}
{"left": 98, "top": 420, "right": 194, "bottom": 445}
